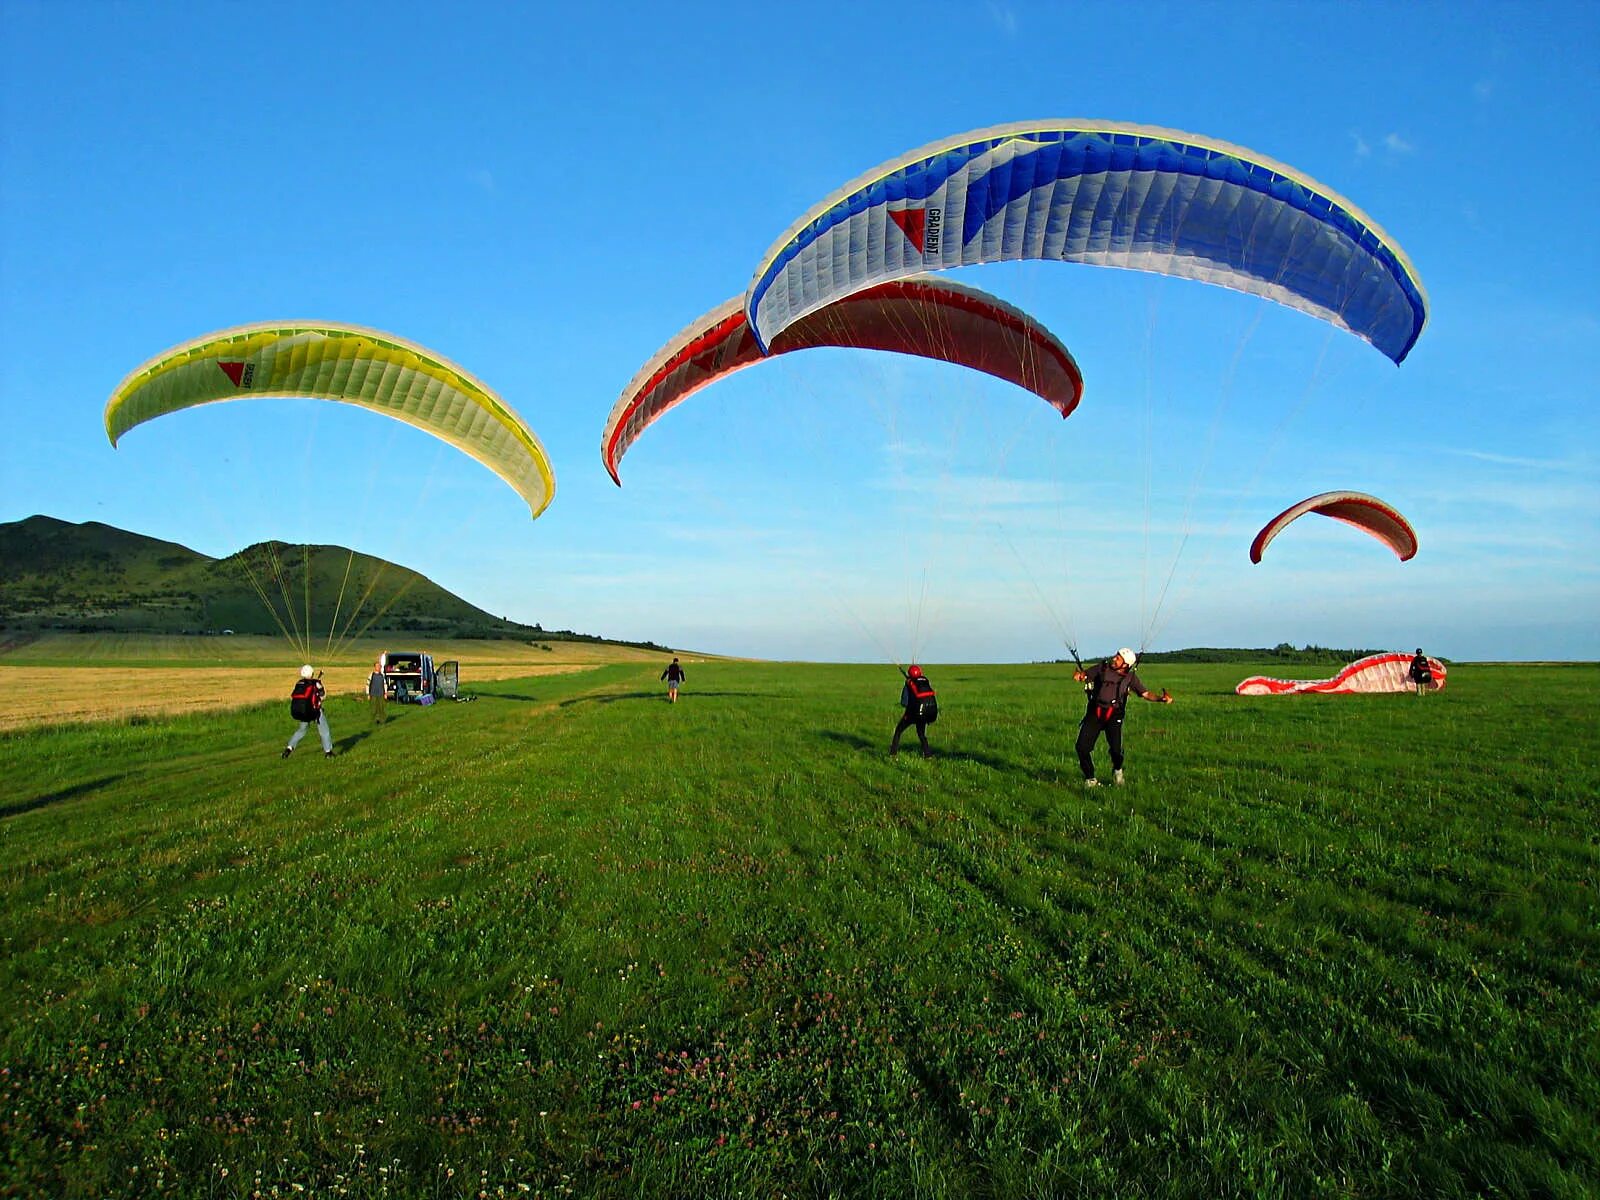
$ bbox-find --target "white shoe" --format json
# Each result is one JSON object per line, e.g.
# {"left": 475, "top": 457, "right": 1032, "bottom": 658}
{"left": 1084, "top": 778, "right": 1101, "bottom": 788}
{"left": 1113, "top": 769, "right": 1125, "bottom": 786}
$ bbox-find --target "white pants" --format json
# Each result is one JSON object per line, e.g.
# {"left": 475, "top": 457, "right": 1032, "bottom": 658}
{"left": 287, "top": 713, "right": 332, "bottom": 753}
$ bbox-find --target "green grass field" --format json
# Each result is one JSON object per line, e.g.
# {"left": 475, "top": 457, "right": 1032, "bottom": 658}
{"left": 2, "top": 660, "right": 1596, "bottom": 1198}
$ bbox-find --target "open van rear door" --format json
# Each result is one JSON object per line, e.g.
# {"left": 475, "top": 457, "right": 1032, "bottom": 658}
{"left": 436, "top": 661, "right": 459, "bottom": 699}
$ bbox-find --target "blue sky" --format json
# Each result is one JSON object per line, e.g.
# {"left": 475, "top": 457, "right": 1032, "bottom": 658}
{"left": 2, "top": 1, "right": 1595, "bottom": 662}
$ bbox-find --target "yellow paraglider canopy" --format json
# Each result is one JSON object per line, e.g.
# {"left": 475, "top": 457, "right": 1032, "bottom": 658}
{"left": 105, "top": 321, "right": 554, "bottom": 517}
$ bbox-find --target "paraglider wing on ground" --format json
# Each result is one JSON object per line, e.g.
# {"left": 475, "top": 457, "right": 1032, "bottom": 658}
{"left": 1236, "top": 653, "right": 1447, "bottom": 695}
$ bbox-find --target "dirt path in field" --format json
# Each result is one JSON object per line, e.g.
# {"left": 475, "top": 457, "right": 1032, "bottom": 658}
{"left": 0, "top": 663, "right": 597, "bottom": 730}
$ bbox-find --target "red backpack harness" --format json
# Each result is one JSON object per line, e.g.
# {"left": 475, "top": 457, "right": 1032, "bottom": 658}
{"left": 290, "top": 677, "right": 322, "bottom": 721}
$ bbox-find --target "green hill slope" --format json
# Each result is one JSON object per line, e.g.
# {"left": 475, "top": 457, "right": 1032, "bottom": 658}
{"left": 0, "top": 515, "right": 638, "bottom": 644}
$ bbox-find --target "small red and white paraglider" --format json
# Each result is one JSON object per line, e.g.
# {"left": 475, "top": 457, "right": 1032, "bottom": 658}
{"left": 1236, "top": 651, "right": 1446, "bottom": 696}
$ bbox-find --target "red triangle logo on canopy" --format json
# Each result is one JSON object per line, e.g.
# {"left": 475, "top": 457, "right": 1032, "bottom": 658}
{"left": 888, "top": 208, "right": 927, "bottom": 253}
{"left": 217, "top": 362, "right": 249, "bottom": 387}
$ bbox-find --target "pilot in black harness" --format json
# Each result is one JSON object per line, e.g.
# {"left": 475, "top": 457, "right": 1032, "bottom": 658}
{"left": 891, "top": 665, "right": 938, "bottom": 758}
{"left": 1072, "top": 647, "right": 1171, "bottom": 786}
{"left": 1408, "top": 648, "right": 1435, "bottom": 695}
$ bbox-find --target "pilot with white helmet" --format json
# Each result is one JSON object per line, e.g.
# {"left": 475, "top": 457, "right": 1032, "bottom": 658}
{"left": 1071, "top": 647, "right": 1171, "bottom": 787}
{"left": 282, "top": 664, "right": 334, "bottom": 759}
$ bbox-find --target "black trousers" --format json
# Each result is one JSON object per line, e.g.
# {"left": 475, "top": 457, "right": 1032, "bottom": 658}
{"left": 892, "top": 711, "right": 930, "bottom": 754}
{"left": 1076, "top": 711, "right": 1124, "bottom": 778}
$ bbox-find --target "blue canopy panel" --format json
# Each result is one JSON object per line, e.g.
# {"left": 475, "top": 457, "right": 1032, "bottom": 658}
{"left": 746, "top": 122, "right": 1428, "bottom": 364}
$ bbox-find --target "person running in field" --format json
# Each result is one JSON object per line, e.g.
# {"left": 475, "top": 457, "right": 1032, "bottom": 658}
{"left": 367, "top": 667, "right": 388, "bottom": 724}
{"left": 1072, "top": 648, "right": 1170, "bottom": 786}
{"left": 1408, "top": 648, "right": 1434, "bottom": 695}
{"left": 283, "top": 664, "right": 333, "bottom": 758}
{"left": 890, "top": 665, "right": 937, "bottom": 758}
{"left": 660, "top": 657, "right": 686, "bottom": 703}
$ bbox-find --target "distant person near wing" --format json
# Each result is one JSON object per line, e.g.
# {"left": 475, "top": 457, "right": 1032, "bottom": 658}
{"left": 661, "top": 657, "right": 686, "bottom": 703}
{"left": 1409, "top": 648, "right": 1435, "bottom": 695}
{"left": 891, "top": 665, "right": 938, "bottom": 758}
{"left": 1072, "top": 648, "right": 1171, "bottom": 786}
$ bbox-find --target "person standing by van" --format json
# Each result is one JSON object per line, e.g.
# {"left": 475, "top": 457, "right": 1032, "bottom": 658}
{"left": 367, "top": 668, "right": 388, "bottom": 724}
{"left": 283, "top": 665, "right": 333, "bottom": 758}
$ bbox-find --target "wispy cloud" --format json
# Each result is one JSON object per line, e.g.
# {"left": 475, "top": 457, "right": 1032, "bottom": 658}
{"left": 1417, "top": 477, "right": 1600, "bottom": 520}
{"left": 871, "top": 470, "right": 1061, "bottom": 509}
{"left": 1352, "top": 130, "right": 1414, "bottom": 158}
{"left": 987, "top": 2, "right": 1018, "bottom": 34}
{"left": 882, "top": 438, "right": 948, "bottom": 465}
{"left": 1439, "top": 448, "right": 1592, "bottom": 473}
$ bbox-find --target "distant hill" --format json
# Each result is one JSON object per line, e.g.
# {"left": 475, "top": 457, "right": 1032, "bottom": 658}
{"left": 0, "top": 515, "right": 666, "bottom": 648}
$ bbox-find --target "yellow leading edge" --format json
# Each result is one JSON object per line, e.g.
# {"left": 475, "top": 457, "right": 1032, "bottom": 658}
{"left": 105, "top": 321, "right": 554, "bottom": 518}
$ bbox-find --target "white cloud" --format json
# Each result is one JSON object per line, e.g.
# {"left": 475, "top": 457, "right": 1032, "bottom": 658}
{"left": 987, "top": 2, "right": 1018, "bottom": 34}
{"left": 881, "top": 438, "right": 947, "bottom": 465}
{"left": 1438, "top": 447, "right": 1592, "bottom": 473}
{"left": 1383, "top": 132, "right": 1414, "bottom": 154}
{"left": 1418, "top": 476, "right": 1600, "bottom": 520}
{"left": 1350, "top": 131, "right": 1372, "bottom": 158}
{"left": 871, "top": 470, "right": 1062, "bottom": 509}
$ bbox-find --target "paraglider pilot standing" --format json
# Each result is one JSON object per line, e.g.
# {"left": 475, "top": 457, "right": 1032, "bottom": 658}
{"left": 283, "top": 665, "right": 333, "bottom": 759}
{"left": 1408, "top": 648, "right": 1434, "bottom": 695}
{"left": 891, "top": 665, "right": 938, "bottom": 758}
{"left": 1073, "top": 648, "right": 1170, "bottom": 786}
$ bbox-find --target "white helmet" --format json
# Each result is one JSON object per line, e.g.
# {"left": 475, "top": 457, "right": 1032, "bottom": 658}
{"left": 300, "top": 664, "right": 315, "bottom": 679}
{"left": 1117, "top": 647, "right": 1138, "bottom": 667}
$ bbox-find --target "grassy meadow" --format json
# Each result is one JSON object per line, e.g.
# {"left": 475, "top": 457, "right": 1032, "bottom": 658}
{"left": 1, "top": 651, "right": 1596, "bottom": 1198}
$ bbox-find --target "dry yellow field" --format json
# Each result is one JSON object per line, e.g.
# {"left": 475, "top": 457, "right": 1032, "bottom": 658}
{"left": 0, "top": 663, "right": 600, "bottom": 731}
{"left": 0, "top": 634, "right": 717, "bottom": 730}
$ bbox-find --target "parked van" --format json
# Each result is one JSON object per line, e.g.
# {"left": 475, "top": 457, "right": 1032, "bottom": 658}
{"left": 375, "top": 651, "right": 434, "bottom": 702}
{"left": 373, "top": 651, "right": 459, "bottom": 702}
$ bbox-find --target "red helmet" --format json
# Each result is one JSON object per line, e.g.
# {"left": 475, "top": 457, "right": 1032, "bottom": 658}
{"left": 907, "top": 665, "right": 923, "bottom": 677}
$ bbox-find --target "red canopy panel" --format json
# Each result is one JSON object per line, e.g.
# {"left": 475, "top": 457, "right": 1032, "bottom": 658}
{"left": 601, "top": 276, "right": 1082, "bottom": 485}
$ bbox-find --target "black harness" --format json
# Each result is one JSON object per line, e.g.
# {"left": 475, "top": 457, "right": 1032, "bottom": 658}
{"left": 1084, "top": 667, "right": 1132, "bottom": 723}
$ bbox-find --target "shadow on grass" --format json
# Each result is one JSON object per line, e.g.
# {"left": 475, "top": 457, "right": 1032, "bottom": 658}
{"left": 4, "top": 774, "right": 128, "bottom": 820}
{"left": 818, "top": 729, "right": 893, "bottom": 754}
{"left": 558, "top": 691, "right": 759, "bottom": 708}
{"left": 333, "top": 730, "right": 375, "bottom": 755}
{"left": 814, "top": 729, "right": 1026, "bottom": 774}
